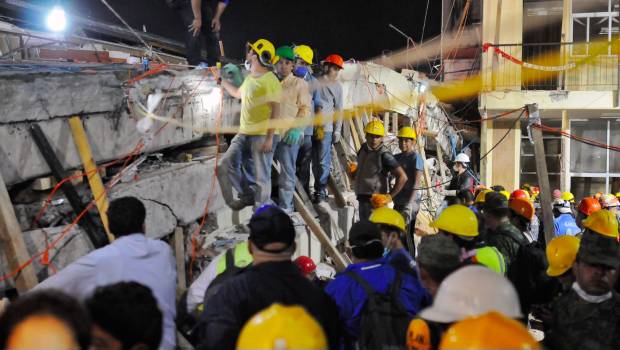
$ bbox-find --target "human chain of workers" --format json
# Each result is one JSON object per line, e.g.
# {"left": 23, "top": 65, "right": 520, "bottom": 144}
{"left": 1, "top": 33, "right": 620, "bottom": 350}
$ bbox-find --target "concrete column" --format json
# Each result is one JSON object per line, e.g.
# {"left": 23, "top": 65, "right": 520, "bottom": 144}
{"left": 561, "top": 110, "right": 571, "bottom": 192}
{"left": 480, "top": 115, "right": 494, "bottom": 185}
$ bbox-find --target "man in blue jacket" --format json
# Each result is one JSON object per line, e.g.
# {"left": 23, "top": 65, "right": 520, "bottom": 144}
{"left": 553, "top": 198, "right": 581, "bottom": 236}
{"left": 325, "top": 220, "right": 430, "bottom": 344}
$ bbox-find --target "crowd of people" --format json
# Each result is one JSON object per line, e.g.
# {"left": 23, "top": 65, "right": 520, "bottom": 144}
{"left": 1, "top": 36, "right": 619, "bottom": 350}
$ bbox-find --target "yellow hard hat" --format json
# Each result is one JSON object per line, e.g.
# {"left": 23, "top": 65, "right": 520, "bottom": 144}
{"left": 407, "top": 318, "right": 431, "bottom": 350}
{"left": 431, "top": 205, "right": 479, "bottom": 237}
{"left": 439, "top": 311, "right": 540, "bottom": 350}
{"left": 248, "top": 39, "right": 276, "bottom": 65}
{"left": 475, "top": 189, "right": 492, "bottom": 204}
{"left": 236, "top": 304, "right": 327, "bottom": 350}
{"left": 370, "top": 207, "right": 406, "bottom": 232}
{"left": 582, "top": 209, "right": 619, "bottom": 238}
{"left": 499, "top": 190, "right": 510, "bottom": 200}
{"left": 561, "top": 191, "right": 575, "bottom": 203}
{"left": 398, "top": 126, "right": 417, "bottom": 140}
{"left": 546, "top": 236, "right": 580, "bottom": 277}
{"left": 364, "top": 120, "right": 385, "bottom": 137}
{"left": 293, "top": 44, "right": 314, "bottom": 65}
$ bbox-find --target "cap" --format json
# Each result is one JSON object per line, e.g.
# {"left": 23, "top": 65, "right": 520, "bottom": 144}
{"left": 248, "top": 205, "right": 296, "bottom": 253}
{"left": 417, "top": 234, "right": 461, "bottom": 272}
{"left": 348, "top": 220, "right": 382, "bottom": 248}
{"left": 577, "top": 231, "right": 620, "bottom": 269}
{"left": 482, "top": 192, "right": 509, "bottom": 214}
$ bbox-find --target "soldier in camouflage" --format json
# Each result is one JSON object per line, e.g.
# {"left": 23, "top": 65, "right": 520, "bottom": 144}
{"left": 483, "top": 192, "right": 528, "bottom": 267}
{"left": 546, "top": 210, "right": 620, "bottom": 350}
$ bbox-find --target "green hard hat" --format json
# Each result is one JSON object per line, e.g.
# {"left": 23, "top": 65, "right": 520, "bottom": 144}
{"left": 275, "top": 46, "right": 295, "bottom": 62}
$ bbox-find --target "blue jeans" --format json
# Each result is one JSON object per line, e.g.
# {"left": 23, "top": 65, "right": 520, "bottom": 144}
{"left": 275, "top": 141, "right": 300, "bottom": 213}
{"left": 296, "top": 135, "right": 313, "bottom": 195}
{"left": 217, "top": 134, "right": 275, "bottom": 208}
{"left": 312, "top": 132, "right": 333, "bottom": 199}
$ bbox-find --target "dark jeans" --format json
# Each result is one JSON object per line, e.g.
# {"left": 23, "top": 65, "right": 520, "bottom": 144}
{"left": 357, "top": 195, "right": 372, "bottom": 221}
{"left": 176, "top": 1, "right": 220, "bottom": 66}
{"left": 296, "top": 135, "right": 313, "bottom": 196}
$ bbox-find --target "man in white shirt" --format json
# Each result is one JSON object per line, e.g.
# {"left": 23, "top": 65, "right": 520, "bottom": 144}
{"left": 34, "top": 197, "right": 177, "bottom": 349}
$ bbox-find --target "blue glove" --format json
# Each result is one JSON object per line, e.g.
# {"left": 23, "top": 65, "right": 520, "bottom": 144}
{"left": 282, "top": 128, "right": 303, "bottom": 145}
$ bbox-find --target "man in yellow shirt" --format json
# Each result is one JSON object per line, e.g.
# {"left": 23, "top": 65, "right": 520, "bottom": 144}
{"left": 217, "top": 39, "right": 281, "bottom": 210}
{"left": 273, "top": 46, "right": 311, "bottom": 213}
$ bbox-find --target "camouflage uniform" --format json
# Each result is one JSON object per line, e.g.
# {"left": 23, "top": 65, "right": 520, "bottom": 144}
{"left": 547, "top": 231, "right": 620, "bottom": 350}
{"left": 486, "top": 221, "right": 527, "bottom": 267}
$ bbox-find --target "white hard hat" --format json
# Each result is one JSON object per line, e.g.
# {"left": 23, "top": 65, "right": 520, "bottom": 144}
{"left": 454, "top": 153, "right": 470, "bottom": 163}
{"left": 419, "top": 265, "right": 522, "bottom": 323}
{"left": 552, "top": 198, "right": 572, "bottom": 214}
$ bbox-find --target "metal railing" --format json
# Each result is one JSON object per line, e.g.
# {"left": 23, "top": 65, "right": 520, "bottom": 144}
{"left": 483, "top": 42, "right": 619, "bottom": 91}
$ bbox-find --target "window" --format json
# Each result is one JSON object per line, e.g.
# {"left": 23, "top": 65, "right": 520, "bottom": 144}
{"left": 572, "top": 0, "right": 619, "bottom": 55}
{"left": 520, "top": 120, "right": 562, "bottom": 190}
{"left": 569, "top": 119, "right": 620, "bottom": 199}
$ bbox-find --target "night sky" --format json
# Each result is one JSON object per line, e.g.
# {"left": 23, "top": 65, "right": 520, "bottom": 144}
{"left": 19, "top": 0, "right": 442, "bottom": 62}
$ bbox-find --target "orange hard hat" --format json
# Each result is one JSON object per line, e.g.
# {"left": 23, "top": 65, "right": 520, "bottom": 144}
{"left": 407, "top": 318, "right": 431, "bottom": 350}
{"left": 509, "top": 189, "right": 530, "bottom": 202}
{"left": 323, "top": 54, "right": 344, "bottom": 69}
{"left": 578, "top": 197, "right": 602, "bottom": 216}
{"left": 509, "top": 197, "right": 535, "bottom": 221}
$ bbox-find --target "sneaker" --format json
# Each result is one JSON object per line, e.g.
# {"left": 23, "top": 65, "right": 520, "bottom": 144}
{"left": 229, "top": 199, "right": 252, "bottom": 211}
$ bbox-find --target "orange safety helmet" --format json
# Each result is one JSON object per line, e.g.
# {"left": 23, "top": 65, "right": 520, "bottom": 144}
{"left": 407, "top": 318, "right": 431, "bottom": 350}
{"left": 509, "top": 197, "right": 535, "bottom": 221}
{"left": 509, "top": 189, "right": 530, "bottom": 202}
{"left": 322, "top": 54, "right": 344, "bottom": 69}
{"left": 578, "top": 197, "right": 602, "bottom": 216}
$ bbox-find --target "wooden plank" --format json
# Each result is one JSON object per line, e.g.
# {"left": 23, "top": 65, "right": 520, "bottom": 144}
{"left": 391, "top": 112, "right": 399, "bottom": 134}
{"left": 436, "top": 142, "right": 448, "bottom": 184}
{"left": 68, "top": 117, "right": 113, "bottom": 242}
{"left": 293, "top": 192, "right": 348, "bottom": 271}
{"left": 327, "top": 175, "right": 347, "bottom": 208}
{"left": 354, "top": 110, "right": 367, "bottom": 144}
{"left": 173, "top": 227, "right": 186, "bottom": 291}
{"left": 527, "top": 104, "right": 555, "bottom": 244}
{"left": 0, "top": 171, "right": 38, "bottom": 293}
{"left": 383, "top": 112, "right": 390, "bottom": 134}
{"left": 349, "top": 119, "right": 362, "bottom": 151}
{"left": 30, "top": 124, "right": 108, "bottom": 248}
{"left": 333, "top": 142, "right": 354, "bottom": 188}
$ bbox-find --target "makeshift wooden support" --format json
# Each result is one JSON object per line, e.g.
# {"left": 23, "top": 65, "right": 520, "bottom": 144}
{"left": 391, "top": 112, "right": 399, "bottom": 134}
{"left": 0, "top": 171, "right": 38, "bottom": 293}
{"left": 30, "top": 124, "right": 108, "bottom": 248}
{"left": 68, "top": 117, "right": 113, "bottom": 242}
{"left": 526, "top": 104, "right": 556, "bottom": 244}
{"left": 173, "top": 227, "right": 187, "bottom": 291}
{"left": 348, "top": 119, "right": 362, "bottom": 151}
{"left": 436, "top": 142, "right": 448, "bottom": 184}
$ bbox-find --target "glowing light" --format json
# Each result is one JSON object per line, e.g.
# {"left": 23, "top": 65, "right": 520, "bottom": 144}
{"left": 46, "top": 6, "right": 67, "bottom": 32}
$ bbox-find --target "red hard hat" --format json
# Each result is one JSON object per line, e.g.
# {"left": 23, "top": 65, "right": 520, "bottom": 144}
{"left": 323, "top": 54, "right": 344, "bottom": 69}
{"left": 578, "top": 197, "right": 602, "bottom": 216}
{"left": 509, "top": 189, "right": 530, "bottom": 202}
{"left": 294, "top": 256, "right": 317, "bottom": 276}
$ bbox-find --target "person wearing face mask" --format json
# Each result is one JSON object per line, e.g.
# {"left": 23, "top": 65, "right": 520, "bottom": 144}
{"left": 437, "top": 153, "right": 475, "bottom": 207}
{"left": 216, "top": 39, "right": 282, "bottom": 210}
{"left": 311, "top": 54, "right": 345, "bottom": 203}
{"left": 272, "top": 46, "right": 311, "bottom": 213}
{"left": 546, "top": 209, "right": 620, "bottom": 350}
{"left": 292, "top": 44, "right": 323, "bottom": 197}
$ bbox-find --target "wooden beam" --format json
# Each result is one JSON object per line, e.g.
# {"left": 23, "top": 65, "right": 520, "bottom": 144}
{"left": 436, "top": 142, "right": 448, "bottom": 184}
{"left": 391, "top": 112, "right": 399, "bottom": 134}
{"left": 527, "top": 104, "right": 555, "bottom": 244}
{"left": 173, "top": 227, "right": 186, "bottom": 292}
{"left": 30, "top": 124, "right": 108, "bottom": 248}
{"left": 327, "top": 175, "right": 347, "bottom": 208}
{"left": 383, "top": 112, "right": 390, "bottom": 133}
{"left": 0, "top": 171, "right": 38, "bottom": 293}
{"left": 349, "top": 119, "right": 362, "bottom": 151}
{"left": 293, "top": 192, "right": 348, "bottom": 271}
{"left": 68, "top": 117, "right": 113, "bottom": 242}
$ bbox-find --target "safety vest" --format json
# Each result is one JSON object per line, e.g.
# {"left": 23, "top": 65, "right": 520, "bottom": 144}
{"left": 216, "top": 241, "right": 253, "bottom": 275}
{"left": 355, "top": 144, "right": 389, "bottom": 195}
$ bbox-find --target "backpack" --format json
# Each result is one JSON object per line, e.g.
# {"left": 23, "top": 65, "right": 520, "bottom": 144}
{"left": 505, "top": 237, "right": 550, "bottom": 315}
{"left": 347, "top": 270, "right": 410, "bottom": 350}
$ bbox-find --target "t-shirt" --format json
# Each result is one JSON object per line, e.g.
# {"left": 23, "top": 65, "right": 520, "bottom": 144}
{"left": 393, "top": 151, "right": 424, "bottom": 205}
{"left": 317, "top": 78, "right": 343, "bottom": 133}
{"left": 238, "top": 71, "right": 282, "bottom": 135}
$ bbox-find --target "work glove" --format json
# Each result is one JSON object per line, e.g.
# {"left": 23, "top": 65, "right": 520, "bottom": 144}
{"left": 348, "top": 162, "right": 358, "bottom": 175}
{"left": 332, "top": 131, "right": 341, "bottom": 144}
{"left": 371, "top": 193, "right": 392, "bottom": 209}
{"left": 282, "top": 128, "right": 303, "bottom": 146}
{"left": 314, "top": 126, "right": 325, "bottom": 141}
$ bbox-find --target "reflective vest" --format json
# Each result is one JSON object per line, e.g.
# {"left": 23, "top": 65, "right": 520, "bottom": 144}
{"left": 216, "top": 241, "right": 253, "bottom": 275}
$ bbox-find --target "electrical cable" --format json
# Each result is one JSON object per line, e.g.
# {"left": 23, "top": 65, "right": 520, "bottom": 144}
{"left": 479, "top": 109, "right": 525, "bottom": 161}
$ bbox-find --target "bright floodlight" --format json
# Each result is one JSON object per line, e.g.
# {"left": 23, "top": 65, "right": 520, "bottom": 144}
{"left": 46, "top": 6, "right": 67, "bottom": 32}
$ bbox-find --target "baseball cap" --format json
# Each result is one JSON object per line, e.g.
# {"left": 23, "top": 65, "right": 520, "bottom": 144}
{"left": 248, "top": 205, "right": 296, "bottom": 253}
{"left": 577, "top": 230, "right": 620, "bottom": 269}
{"left": 348, "top": 220, "right": 382, "bottom": 248}
{"left": 482, "top": 192, "right": 510, "bottom": 215}
{"left": 417, "top": 234, "right": 461, "bottom": 271}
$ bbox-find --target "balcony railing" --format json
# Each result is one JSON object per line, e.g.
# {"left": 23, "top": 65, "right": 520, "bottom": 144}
{"left": 482, "top": 42, "right": 619, "bottom": 91}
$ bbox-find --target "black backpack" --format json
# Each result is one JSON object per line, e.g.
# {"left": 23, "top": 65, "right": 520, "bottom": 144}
{"left": 506, "top": 237, "right": 550, "bottom": 315}
{"left": 347, "top": 270, "right": 410, "bottom": 350}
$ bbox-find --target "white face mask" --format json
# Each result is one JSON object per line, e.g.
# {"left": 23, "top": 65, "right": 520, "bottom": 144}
{"left": 244, "top": 60, "right": 251, "bottom": 71}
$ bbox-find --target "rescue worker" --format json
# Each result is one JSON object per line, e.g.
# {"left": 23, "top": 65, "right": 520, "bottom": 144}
{"left": 325, "top": 220, "right": 429, "bottom": 346}
{"left": 410, "top": 266, "right": 523, "bottom": 350}
{"left": 509, "top": 196, "right": 536, "bottom": 242}
{"left": 553, "top": 198, "right": 581, "bottom": 236}
{"left": 415, "top": 234, "right": 461, "bottom": 298}
{"left": 369, "top": 207, "right": 415, "bottom": 268}
{"left": 354, "top": 120, "right": 408, "bottom": 220}
{"left": 293, "top": 44, "right": 323, "bottom": 196}
{"left": 197, "top": 205, "right": 340, "bottom": 350}
{"left": 312, "top": 54, "right": 344, "bottom": 203}
{"left": 546, "top": 210, "right": 620, "bottom": 350}
{"left": 273, "top": 45, "right": 311, "bottom": 213}
{"left": 438, "top": 312, "right": 540, "bottom": 350}
{"left": 439, "top": 153, "right": 475, "bottom": 206}
{"left": 483, "top": 192, "right": 528, "bottom": 268}
{"left": 576, "top": 196, "right": 602, "bottom": 230}
{"left": 217, "top": 39, "right": 281, "bottom": 210}
{"left": 394, "top": 126, "right": 424, "bottom": 230}
{"left": 510, "top": 189, "right": 540, "bottom": 242}
{"left": 562, "top": 191, "right": 577, "bottom": 217}
{"left": 600, "top": 194, "right": 620, "bottom": 222}
{"left": 294, "top": 255, "right": 317, "bottom": 281}
{"left": 236, "top": 304, "right": 327, "bottom": 350}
